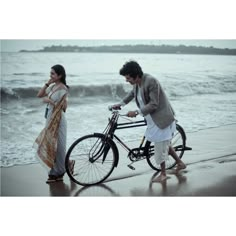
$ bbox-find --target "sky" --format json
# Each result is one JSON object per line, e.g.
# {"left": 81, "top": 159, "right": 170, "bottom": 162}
{"left": 1, "top": 40, "right": 236, "bottom": 52}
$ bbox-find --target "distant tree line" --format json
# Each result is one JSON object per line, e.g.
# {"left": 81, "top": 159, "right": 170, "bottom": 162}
{"left": 20, "top": 44, "right": 236, "bottom": 55}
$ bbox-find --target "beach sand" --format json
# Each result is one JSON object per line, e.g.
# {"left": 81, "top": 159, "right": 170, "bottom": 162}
{"left": 1, "top": 124, "right": 236, "bottom": 197}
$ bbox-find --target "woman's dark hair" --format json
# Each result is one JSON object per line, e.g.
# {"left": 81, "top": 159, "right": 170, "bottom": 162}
{"left": 51, "top": 64, "right": 69, "bottom": 89}
{"left": 119, "top": 61, "right": 143, "bottom": 78}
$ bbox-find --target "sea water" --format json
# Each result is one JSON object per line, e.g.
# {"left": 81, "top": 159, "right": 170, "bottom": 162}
{"left": 1, "top": 52, "right": 236, "bottom": 167}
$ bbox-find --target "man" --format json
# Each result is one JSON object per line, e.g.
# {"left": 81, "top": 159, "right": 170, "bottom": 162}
{"left": 112, "top": 61, "right": 186, "bottom": 182}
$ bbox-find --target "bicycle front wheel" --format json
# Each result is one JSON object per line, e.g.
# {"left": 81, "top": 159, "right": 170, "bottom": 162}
{"left": 65, "top": 133, "right": 118, "bottom": 186}
{"left": 146, "top": 124, "right": 186, "bottom": 171}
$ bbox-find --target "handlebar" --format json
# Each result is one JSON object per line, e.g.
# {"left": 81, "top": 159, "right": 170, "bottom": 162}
{"left": 107, "top": 105, "right": 146, "bottom": 130}
{"left": 108, "top": 105, "right": 126, "bottom": 117}
{"left": 108, "top": 105, "right": 121, "bottom": 112}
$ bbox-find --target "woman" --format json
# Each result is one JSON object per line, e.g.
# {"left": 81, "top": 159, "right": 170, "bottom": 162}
{"left": 34, "top": 64, "right": 74, "bottom": 184}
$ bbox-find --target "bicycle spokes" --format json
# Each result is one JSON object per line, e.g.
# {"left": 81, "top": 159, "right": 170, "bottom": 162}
{"left": 65, "top": 134, "right": 117, "bottom": 186}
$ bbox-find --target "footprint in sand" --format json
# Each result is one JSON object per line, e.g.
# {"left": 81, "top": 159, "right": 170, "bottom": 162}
{"left": 219, "top": 160, "right": 236, "bottom": 164}
{"left": 199, "top": 165, "right": 214, "bottom": 169}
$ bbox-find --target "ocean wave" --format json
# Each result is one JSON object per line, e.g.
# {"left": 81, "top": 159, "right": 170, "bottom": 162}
{"left": 1, "top": 84, "right": 128, "bottom": 102}
{"left": 1, "top": 79, "right": 236, "bottom": 103}
{"left": 165, "top": 79, "right": 236, "bottom": 97}
{"left": 13, "top": 72, "right": 44, "bottom": 76}
{"left": 12, "top": 72, "right": 79, "bottom": 77}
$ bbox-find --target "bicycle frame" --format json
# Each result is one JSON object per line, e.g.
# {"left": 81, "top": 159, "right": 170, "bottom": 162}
{"left": 102, "top": 110, "right": 191, "bottom": 165}
{"left": 103, "top": 111, "right": 149, "bottom": 160}
{"left": 65, "top": 109, "right": 192, "bottom": 186}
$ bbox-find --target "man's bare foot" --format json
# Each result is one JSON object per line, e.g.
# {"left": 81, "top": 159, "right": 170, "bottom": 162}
{"left": 152, "top": 174, "right": 170, "bottom": 183}
{"left": 176, "top": 162, "right": 186, "bottom": 171}
{"left": 169, "top": 168, "right": 188, "bottom": 175}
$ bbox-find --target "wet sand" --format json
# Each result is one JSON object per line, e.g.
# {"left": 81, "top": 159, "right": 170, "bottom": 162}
{"left": 1, "top": 124, "right": 236, "bottom": 196}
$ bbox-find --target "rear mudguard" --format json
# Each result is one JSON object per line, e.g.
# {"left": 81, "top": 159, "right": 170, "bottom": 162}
{"left": 176, "top": 124, "right": 192, "bottom": 151}
{"left": 176, "top": 123, "right": 186, "bottom": 141}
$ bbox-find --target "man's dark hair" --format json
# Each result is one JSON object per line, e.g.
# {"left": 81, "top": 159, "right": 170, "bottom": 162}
{"left": 119, "top": 61, "right": 143, "bottom": 78}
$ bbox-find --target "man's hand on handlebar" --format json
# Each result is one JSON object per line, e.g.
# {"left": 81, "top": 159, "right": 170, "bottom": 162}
{"left": 127, "top": 111, "right": 139, "bottom": 118}
{"left": 109, "top": 105, "right": 139, "bottom": 118}
{"left": 110, "top": 104, "right": 121, "bottom": 110}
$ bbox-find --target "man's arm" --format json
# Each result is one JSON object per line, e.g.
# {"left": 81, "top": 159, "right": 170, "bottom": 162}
{"left": 122, "top": 88, "right": 135, "bottom": 105}
{"left": 111, "top": 89, "right": 135, "bottom": 110}
{"left": 140, "top": 78, "right": 160, "bottom": 116}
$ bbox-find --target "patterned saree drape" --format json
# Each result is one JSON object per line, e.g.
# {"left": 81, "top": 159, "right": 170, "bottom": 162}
{"left": 33, "top": 95, "right": 66, "bottom": 169}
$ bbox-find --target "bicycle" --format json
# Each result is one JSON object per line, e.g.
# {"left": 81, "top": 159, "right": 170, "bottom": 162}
{"left": 65, "top": 107, "right": 192, "bottom": 186}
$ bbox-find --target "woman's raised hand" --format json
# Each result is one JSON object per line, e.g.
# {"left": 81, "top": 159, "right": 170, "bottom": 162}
{"left": 47, "top": 77, "right": 56, "bottom": 85}
{"left": 42, "top": 97, "right": 51, "bottom": 103}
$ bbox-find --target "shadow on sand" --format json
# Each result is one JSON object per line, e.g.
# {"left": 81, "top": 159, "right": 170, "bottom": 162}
{"left": 49, "top": 180, "right": 119, "bottom": 197}
{"left": 130, "top": 170, "right": 188, "bottom": 196}
{"left": 74, "top": 183, "right": 119, "bottom": 197}
{"left": 49, "top": 179, "right": 78, "bottom": 196}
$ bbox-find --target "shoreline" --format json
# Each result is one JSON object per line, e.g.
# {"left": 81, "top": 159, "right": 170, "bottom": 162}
{"left": 1, "top": 124, "right": 236, "bottom": 196}
{"left": 1, "top": 122, "right": 236, "bottom": 169}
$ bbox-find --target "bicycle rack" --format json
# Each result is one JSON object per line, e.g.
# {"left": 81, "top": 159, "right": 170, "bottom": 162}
{"left": 184, "top": 146, "right": 192, "bottom": 151}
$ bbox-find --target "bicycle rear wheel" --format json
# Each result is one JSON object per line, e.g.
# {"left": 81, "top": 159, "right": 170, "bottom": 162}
{"left": 65, "top": 133, "right": 118, "bottom": 186}
{"left": 146, "top": 124, "right": 186, "bottom": 171}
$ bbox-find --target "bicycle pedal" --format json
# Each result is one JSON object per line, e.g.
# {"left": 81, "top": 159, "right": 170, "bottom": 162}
{"left": 127, "top": 164, "right": 135, "bottom": 170}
